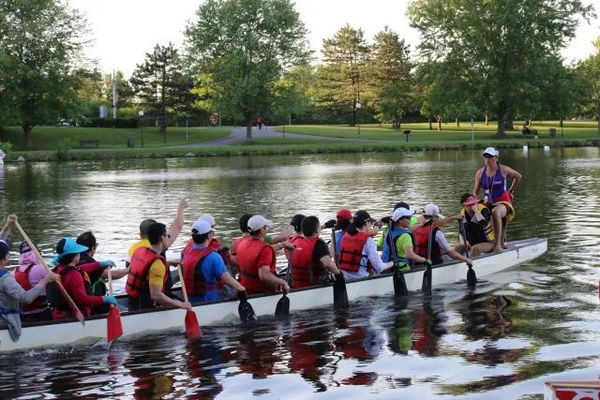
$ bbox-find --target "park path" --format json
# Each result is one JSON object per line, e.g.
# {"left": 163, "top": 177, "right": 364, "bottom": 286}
{"left": 196, "top": 125, "right": 375, "bottom": 146}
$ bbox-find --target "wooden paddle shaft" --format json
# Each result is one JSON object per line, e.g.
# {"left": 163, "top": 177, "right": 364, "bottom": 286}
{"left": 177, "top": 265, "right": 189, "bottom": 303}
{"left": 13, "top": 221, "right": 85, "bottom": 323}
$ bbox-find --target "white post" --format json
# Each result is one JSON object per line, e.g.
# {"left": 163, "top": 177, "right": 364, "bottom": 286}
{"left": 112, "top": 70, "right": 117, "bottom": 119}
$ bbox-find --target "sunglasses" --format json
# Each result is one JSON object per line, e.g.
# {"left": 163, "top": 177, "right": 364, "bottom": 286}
{"left": 483, "top": 154, "right": 495, "bottom": 159}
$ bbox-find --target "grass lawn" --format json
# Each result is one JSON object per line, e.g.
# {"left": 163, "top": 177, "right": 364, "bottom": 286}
{"left": 0, "top": 126, "right": 231, "bottom": 151}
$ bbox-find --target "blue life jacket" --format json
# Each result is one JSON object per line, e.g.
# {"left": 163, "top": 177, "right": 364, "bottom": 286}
{"left": 381, "top": 227, "right": 413, "bottom": 265}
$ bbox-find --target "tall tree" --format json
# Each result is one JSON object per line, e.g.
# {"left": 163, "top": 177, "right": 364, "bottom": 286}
{"left": 272, "top": 64, "right": 313, "bottom": 125}
{"left": 367, "top": 27, "right": 413, "bottom": 129}
{"left": 408, "top": 0, "right": 592, "bottom": 136}
{"left": 0, "top": 0, "right": 88, "bottom": 148}
{"left": 130, "top": 43, "right": 191, "bottom": 134}
{"left": 103, "top": 71, "right": 135, "bottom": 112}
{"left": 314, "top": 25, "right": 370, "bottom": 126}
{"left": 185, "top": 0, "right": 310, "bottom": 139}
{"left": 579, "top": 38, "right": 600, "bottom": 135}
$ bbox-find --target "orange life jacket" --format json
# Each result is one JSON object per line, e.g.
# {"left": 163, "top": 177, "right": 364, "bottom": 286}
{"left": 126, "top": 247, "right": 168, "bottom": 300}
{"left": 14, "top": 265, "right": 47, "bottom": 312}
{"left": 338, "top": 232, "right": 370, "bottom": 273}
{"left": 182, "top": 244, "right": 217, "bottom": 297}
{"left": 413, "top": 225, "right": 443, "bottom": 265}
{"left": 236, "top": 238, "right": 276, "bottom": 295}
{"left": 290, "top": 237, "right": 321, "bottom": 288}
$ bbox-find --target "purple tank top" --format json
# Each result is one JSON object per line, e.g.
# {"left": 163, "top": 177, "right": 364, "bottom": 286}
{"left": 479, "top": 166, "right": 506, "bottom": 203}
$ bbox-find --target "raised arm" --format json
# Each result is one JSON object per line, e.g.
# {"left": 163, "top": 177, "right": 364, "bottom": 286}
{"left": 167, "top": 199, "right": 188, "bottom": 248}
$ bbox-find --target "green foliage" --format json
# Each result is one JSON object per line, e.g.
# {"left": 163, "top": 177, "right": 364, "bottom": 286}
{"left": 408, "top": 0, "right": 592, "bottom": 135}
{"left": 0, "top": 141, "right": 12, "bottom": 152}
{"left": 271, "top": 65, "right": 313, "bottom": 124}
{"left": 185, "top": 0, "right": 310, "bottom": 138}
{"left": 0, "top": 0, "right": 89, "bottom": 148}
{"left": 56, "top": 137, "right": 75, "bottom": 160}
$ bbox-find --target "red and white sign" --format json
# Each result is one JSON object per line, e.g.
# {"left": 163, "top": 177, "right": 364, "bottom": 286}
{"left": 546, "top": 381, "right": 600, "bottom": 400}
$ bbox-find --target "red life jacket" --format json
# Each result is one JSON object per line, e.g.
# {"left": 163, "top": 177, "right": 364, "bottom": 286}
{"left": 126, "top": 247, "right": 168, "bottom": 299}
{"left": 290, "top": 237, "right": 321, "bottom": 288}
{"left": 14, "top": 264, "right": 46, "bottom": 312}
{"left": 284, "top": 234, "right": 303, "bottom": 260}
{"left": 236, "top": 238, "right": 276, "bottom": 295}
{"left": 338, "top": 232, "right": 370, "bottom": 272}
{"left": 413, "top": 225, "right": 443, "bottom": 265}
{"left": 182, "top": 244, "right": 217, "bottom": 296}
{"left": 46, "top": 265, "right": 93, "bottom": 314}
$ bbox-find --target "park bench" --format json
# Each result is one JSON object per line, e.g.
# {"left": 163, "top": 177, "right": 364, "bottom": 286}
{"left": 79, "top": 139, "right": 99, "bottom": 148}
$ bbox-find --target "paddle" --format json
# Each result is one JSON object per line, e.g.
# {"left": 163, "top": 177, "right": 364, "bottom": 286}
{"left": 275, "top": 251, "right": 292, "bottom": 318}
{"left": 14, "top": 221, "right": 85, "bottom": 325}
{"left": 460, "top": 219, "right": 477, "bottom": 286}
{"left": 385, "top": 218, "right": 408, "bottom": 298}
{"left": 331, "top": 227, "right": 349, "bottom": 309}
{"left": 106, "top": 267, "right": 123, "bottom": 344}
{"left": 421, "top": 220, "right": 433, "bottom": 295}
{"left": 176, "top": 265, "right": 202, "bottom": 339}
{"left": 238, "top": 290, "right": 256, "bottom": 322}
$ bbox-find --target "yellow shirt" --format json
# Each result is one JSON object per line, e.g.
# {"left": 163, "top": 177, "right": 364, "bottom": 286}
{"left": 128, "top": 239, "right": 150, "bottom": 257}
{"left": 148, "top": 259, "right": 167, "bottom": 287}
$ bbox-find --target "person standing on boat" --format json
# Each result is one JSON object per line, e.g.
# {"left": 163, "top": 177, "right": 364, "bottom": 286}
{"left": 472, "top": 147, "right": 521, "bottom": 251}
{"left": 414, "top": 204, "right": 473, "bottom": 267}
{"left": 455, "top": 194, "right": 495, "bottom": 257}
{"left": 0, "top": 239, "right": 60, "bottom": 341}
{"left": 381, "top": 207, "right": 430, "bottom": 272}
{"left": 236, "top": 215, "right": 290, "bottom": 295}
{"left": 338, "top": 210, "right": 393, "bottom": 281}
{"left": 48, "top": 238, "right": 119, "bottom": 320}
{"left": 126, "top": 222, "right": 192, "bottom": 311}
{"left": 290, "top": 216, "right": 340, "bottom": 288}
{"left": 181, "top": 219, "right": 246, "bottom": 303}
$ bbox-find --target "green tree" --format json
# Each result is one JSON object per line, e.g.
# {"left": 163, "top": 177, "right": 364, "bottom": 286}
{"left": 272, "top": 65, "right": 313, "bottom": 126}
{"left": 367, "top": 27, "right": 413, "bottom": 129}
{"left": 130, "top": 43, "right": 192, "bottom": 135}
{"left": 579, "top": 38, "right": 600, "bottom": 135}
{"left": 408, "top": 0, "right": 592, "bottom": 136}
{"left": 0, "top": 0, "right": 88, "bottom": 148}
{"left": 185, "top": 0, "right": 310, "bottom": 139}
{"left": 314, "top": 25, "right": 370, "bottom": 126}
{"left": 103, "top": 71, "right": 135, "bottom": 113}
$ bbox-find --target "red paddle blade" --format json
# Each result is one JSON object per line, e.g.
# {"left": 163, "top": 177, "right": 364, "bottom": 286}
{"left": 185, "top": 310, "right": 202, "bottom": 340}
{"left": 107, "top": 306, "right": 123, "bottom": 343}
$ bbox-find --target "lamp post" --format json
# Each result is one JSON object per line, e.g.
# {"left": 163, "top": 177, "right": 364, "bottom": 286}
{"left": 356, "top": 102, "right": 361, "bottom": 136}
{"left": 138, "top": 110, "right": 144, "bottom": 148}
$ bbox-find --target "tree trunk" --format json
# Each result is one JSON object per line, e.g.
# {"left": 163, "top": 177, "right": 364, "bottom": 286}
{"left": 246, "top": 117, "right": 253, "bottom": 140}
{"left": 485, "top": 114, "right": 489, "bottom": 125}
{"left": 23, "top": 125, "right": 32, "bottom": 149}
{"left": 428, "top": 117, "right": 433, "bottom": 130}
{"left": 559, "top": 116, "right": 563, "bottom": 128}
{"left": 437, "top": 115, "right": 442, "bottom": 131}
{"left": 456, "top": 118, "right": 460, "bottom": 127}
{"left": 496, "top": 110, "right": 505, "bottom": 137}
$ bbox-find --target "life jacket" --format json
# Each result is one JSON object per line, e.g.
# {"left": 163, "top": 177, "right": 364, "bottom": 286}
{"left": 414, "top": 225, "right": 443, "bottom": 265}
{"left": 236, "top": 238, "right": 276, "bottom": 295}
{"left": 284, "top": 234, "right": 303, "bottom": 260}
{"left": 46, "top": 265, "right": 93, "bottom": 312}
{"left": 460, "top": 203, "right": 495, "bottom": 243}
{"left": 182, "top": 244, "right": 217, "bottom": 297}
{"left": 126, "top": 247, "right": 168, "bottom": 309}
{"left": 77, "top": 254, "right": 107, "bottom": 297}
{"left": 338, "top": 232, "right": 370, "bottom": 273}
{"left": 14, "top": 264, "right": 47, "bottom": 312}
{"left": 290, "top": 237, "right": 321, "bottom": 288}
{"left": 381, "top": 227, "right": 414, "bottom": 266}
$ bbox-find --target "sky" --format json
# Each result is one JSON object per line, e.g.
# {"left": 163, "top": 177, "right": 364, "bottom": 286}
{"left": 69, "top": 0, "right": 600, "bottom": 77}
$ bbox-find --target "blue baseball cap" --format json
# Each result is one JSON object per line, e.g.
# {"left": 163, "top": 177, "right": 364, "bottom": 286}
{"left": 56, "top": 237, "right": 88, "bottom": 257}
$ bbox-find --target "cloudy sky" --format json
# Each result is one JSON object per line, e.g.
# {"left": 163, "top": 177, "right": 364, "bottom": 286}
{"left": 69, "top": 0, "right": 600, "bottom": 76}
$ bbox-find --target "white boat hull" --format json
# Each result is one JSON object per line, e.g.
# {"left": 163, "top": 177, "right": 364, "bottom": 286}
{"left": 0, "top": 238, "right": 547, "bottom": 352}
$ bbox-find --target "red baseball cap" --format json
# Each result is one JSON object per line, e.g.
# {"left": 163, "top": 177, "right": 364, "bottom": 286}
{"left": 336, "top": 209, "right": 353, "bottom": 221}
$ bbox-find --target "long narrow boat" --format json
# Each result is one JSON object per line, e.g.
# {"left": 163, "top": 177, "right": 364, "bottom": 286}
{"left": 0, "top": 238, "right": 547, "bottom": 352}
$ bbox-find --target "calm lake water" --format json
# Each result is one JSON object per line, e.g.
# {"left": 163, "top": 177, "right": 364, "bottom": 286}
{"left": 0, "top": 147, "right": 599, "bottom": 399}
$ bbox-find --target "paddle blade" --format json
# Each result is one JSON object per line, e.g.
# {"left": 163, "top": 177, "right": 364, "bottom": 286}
{"left": 107, "top": 306, "right": 123, "bottom": 343}
{"left": 393, "top": 269, "right": 409, "bottom": 298}
{"left": 185, "top": 310, "right": 202, "bottom": 340}
{"left": 238, "top": 291, "right": 257, "bottom": 322}
{"left": 467, "top": 267, "right": 477, "bottom": 287}
{"left": 275, "top": 293, "right": 290, "bottom": 318}
{"left": 333, "top": 273, "right": 349, "bottom": 309}
{"left": 421, "top": 266, "right": 432, "bottom": 295}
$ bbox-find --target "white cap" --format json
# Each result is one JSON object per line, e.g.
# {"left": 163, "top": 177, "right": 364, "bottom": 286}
{"left": 392, "top": 207, "right": 415, "bottom": 221}
{"left": 192, "top": 219, "right": 214, "bottom": 235}
{"left": 423, "top": 203, "right": 444, "bottom": 219}
{"left": 199, "top": 214, "right": 216, "bottom": 226}
{"left": 482, "top": 147, "right": 499, "bottom": 157}
{"left": 247, "top": 215, "right": 273, "bottom": 232}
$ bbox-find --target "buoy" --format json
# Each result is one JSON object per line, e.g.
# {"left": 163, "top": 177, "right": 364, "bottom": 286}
{"left": 544, "top": 146, "right": 550, "bottom": 151}
{"left": 522, "top": 145, "right": 528, "bottom": 152}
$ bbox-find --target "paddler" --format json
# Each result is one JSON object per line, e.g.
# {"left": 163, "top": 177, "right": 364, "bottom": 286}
{"left": 0, "top": 239, "right": 60, "bottom": 341}
{"left": 126, "top": 222, "right": 192, "bottom": 311}
{"left": 455, "top": 194, "right": 495, "bottom": 257}
{"left": 13, "top": 241, "right": 51, "bottom": 322}
{"left": 289, "top": 216, "right": 340, "bottom": 288}
{"left": 381, "top": 207, "right": 430, "bottom": 272}
{"left": 284, "top": 214, "right": 305, "bottom": 261}
{"left": 236, "top": 215, "right": 290, "bottom": 295}
{"left": 338, "top": 210, "right": 393, "bottom": 281}
{"left": 472, "top": 147, "right": 521, "bottom": 251}
{"left": 181, "top": 219, "right": 246, "bottom": 303}
{"left": 48, "top": 237, "right": 119, "bottom": 320}
{"left": 331, "top": 208, "right": 353, "bottom": 262}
